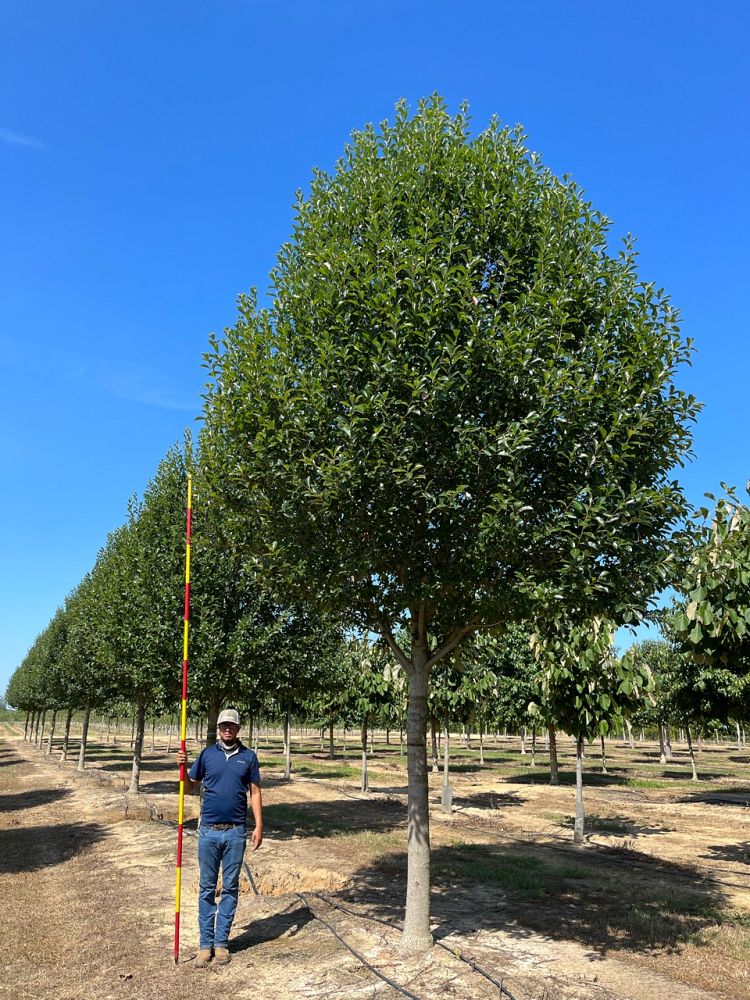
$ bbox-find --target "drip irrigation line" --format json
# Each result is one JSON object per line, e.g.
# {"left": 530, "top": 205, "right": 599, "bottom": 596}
{"left": 310, "top": 893, "right": 517, "bottom": 1000}
{"left": 295, "top": 892, "right": 424, "bottom": 1000}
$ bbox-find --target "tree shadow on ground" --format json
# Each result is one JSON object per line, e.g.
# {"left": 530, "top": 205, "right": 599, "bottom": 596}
{"left": 677, "top": 790, "right": 750, "bottom": 806}
{"left": 341, "top": 840, "right": 730, "bottom": 957}
{"left": 263, "top": 797, "right": 405, "bottom": 841}
{"left": 0, "top": 759, "right": 19, "bottom": 767}
{"left": 232, "top": 902, "right": 315, "bottom": 951}
{"left": 0, "top": 821, "right": 105, "bottom": 874}
{"left": 97, "top": 759, "right": 176, "bottom": 773}
{"left": 451, "top": 790, "right": 525, "bottom": 810}
{"left": 557, "top": 812, "right": 672, "bottom": 838}
{"left": 0, "top": 788, "right": 72, "bottom": 812}
{"left": 700, "top": 842, "right": 750, "bottom": 864}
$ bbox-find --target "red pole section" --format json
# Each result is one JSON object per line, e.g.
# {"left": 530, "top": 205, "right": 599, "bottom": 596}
{"left": 173, "top": 474, "right": 193, "bottom": 963}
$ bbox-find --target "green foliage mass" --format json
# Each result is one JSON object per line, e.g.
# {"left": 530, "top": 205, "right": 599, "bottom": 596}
{"left": 203, "top": 95, "right": 698, "bottom": 661}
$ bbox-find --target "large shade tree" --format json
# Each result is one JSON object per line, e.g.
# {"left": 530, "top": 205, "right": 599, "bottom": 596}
{"left": 203, "top": 96, "right": 698, "bottom": 951}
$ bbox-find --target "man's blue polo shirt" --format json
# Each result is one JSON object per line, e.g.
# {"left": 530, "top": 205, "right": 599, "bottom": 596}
{"left": 189, "top": 741, "right": 261, "bottom": 825}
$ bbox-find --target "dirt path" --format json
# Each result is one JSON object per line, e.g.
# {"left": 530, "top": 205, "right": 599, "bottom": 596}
{"left": 0, "top": 734, "right": 740, "bottom": 1000}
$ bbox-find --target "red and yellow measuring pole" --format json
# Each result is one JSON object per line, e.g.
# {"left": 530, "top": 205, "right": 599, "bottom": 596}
{"left": 173, "top": 474, "right": 193, "bottom": 963}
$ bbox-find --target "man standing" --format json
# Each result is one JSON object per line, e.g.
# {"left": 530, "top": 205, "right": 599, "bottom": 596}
{"left": 177, "top": 708, "right": 263, "bottom": 968}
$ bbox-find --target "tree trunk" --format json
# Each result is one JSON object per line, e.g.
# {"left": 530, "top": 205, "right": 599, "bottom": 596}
{"left": 520, "top": 726, "right": 526, "bottom": 755}
{"left": 530, "top": 727, "right": 536, "bottom": 767}
{"left": 658, "top": 722, "right": 666, "bottom": 764}
{"left": 464, "top": 724, "right": 472, "bottom": 750}
{"left": 399, "top": 725, "right": 404, "bottom": 756}
{"left": 478, "top": 720, "right": 485, "bottom": 766}
{"left": 150, "top": 717, "right": 156, "bottom": 753}
{"left": 78, "top": 704, "right": 92, "bottom": 771}
{"left": 430, "top": 716, "right": 439, "bottom": 773}
{"left": 129, "top": 700, "right": 146, "bottom": 794}
{"left": 36, "top": 710, "right": 46, "bottom": 748}
{"left": 113, "top": 716, "right": 119, "bottom": 746}
{"left": 600, "top": 734, "right": 607, "bottom": 774}
{"left": 24, "top": 712, "right": 30, "bottom": 740}
{"left": 626, "top": 720, "right": 634, "bottom": 750}
{"left": 441, "top": 717, "right": 452, "bottom": 813}
{"left": 205, "top": 699, "right": 220, "bottom": 749}
{"left": 361, "top": 718, "right": 369, "bottom": 792}
{"left": 574, "top": 735, "right": 585, "bottom": 845}
{"left": 62, "top": 708, "right": 73, "bottom": 761}
{"left": 664, "top": 725, "right": 673, "bottom": 760}
{"left": 45, "top": 710, "right": 58, "bottom": 755}
{"left": 166, "top": 715, "right": 174, "bottom": 754}
{"left": 737, "top": 721, "right": 742, "bottom": 751}
{"left": 283, "top": 709, "right": 292, "bottom": 781}
{"left": 686, "top": 725, "right": 699, "bottom": 781}
{"left": 400, "top": 654, "right": 432, "bottom": 954}
{"left": 548, "top": 725, "right": 560, "bottom": 785}
{"left": 328, "top": 721, "right": 335, "bottom": 759}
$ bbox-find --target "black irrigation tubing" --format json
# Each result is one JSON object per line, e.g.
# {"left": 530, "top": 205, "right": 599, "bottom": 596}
{"left": 295, "top": 892, "right": 425, "bottom": 1000}
{"left": 243, "top": 864, "right": 515, "bottom": 1000}
{"left": 310, "top": 892, "right": 518, "bottom": 1000}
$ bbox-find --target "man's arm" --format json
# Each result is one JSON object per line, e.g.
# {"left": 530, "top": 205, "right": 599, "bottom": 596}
{"left": 249, "top": 782, "right": 263, "bottom": 850}
{"left": 176, "top": 748, "right": 200, "bottom": 792}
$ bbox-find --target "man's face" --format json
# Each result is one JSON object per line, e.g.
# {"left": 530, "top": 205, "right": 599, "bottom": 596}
{"left": 218, "top": 722, "right": 240, "bottom": 742}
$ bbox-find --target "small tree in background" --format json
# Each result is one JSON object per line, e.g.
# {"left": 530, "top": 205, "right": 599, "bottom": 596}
{"left": 531, "top": 619, "right": 652, "bottom": 844}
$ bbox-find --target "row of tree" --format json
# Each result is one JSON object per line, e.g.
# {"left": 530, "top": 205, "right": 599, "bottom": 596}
{"left": 6, "top": 97, "right": 750, "bottom": 952}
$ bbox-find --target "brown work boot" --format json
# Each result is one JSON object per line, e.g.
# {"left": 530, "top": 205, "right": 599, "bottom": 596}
{"left": 194, "top": 948, "right": 212, "bottom": 968}
{"left": 214, "top": 947, "right": 231, "bottom": 966}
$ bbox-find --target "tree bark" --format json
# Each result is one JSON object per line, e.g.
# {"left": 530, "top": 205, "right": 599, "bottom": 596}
{"left": 45, "top": 710, "right": 58, "bottom": 756}
{"left": 686, "top": 725, "right": 699, "bottom": 781}
{"left": 478, "top": 719, "right": 485, "bottom": 765}
{"left": 77, "top": 704, "right": 92, "bottom": 771}
{"left": 62, "top": 708, "right": 73, "bottom": 761}
{"left": 548, "top": 725, "right": 559, "bottom": 785}
{"left": 400, "top": 654, "right": 433, "bottom": 954}
{"left": 430, "top": 716, "right": 439, "bottom": 773}
{"left": 283, "top": 709, "right": 292, "bottom": 781}
{"left": 530, "top": 727, "right": 536, "bottom": 767}
{"left": 361, "top": 718, "right": 369, "bottom": 792}
{"left": 626, "top": 720, "right": 634, "bottom": 750}
{"left": 441, "top": 717, "right": 453, "bottom": 813}
{"left": 664, "top": 725, "right": 673, "bottom": 760}
{"left": 658, "top": 722, "right": 666, "bottom": 764}
{"left": 127, "top": 700, "right": 146, "bottom": 794}
{"left": 36, "top": 710, "right": 46, "bottom": 748}
{"left": 600, "top": 734, "right": 607, "bottom": 774}
{"left": 574, "top": 735, "right": 585, "bottom": 845}
{"left": 205, "top": 698, "right": 220, "bottom": 749}
{"left": 520, "top": 726, "right": 526, "bottom": 755}
{"left": 737, "top": 721, "right": 742, "bottom": 751}
{"left": 328, "top": 721, "right": 335, "bottom": 759}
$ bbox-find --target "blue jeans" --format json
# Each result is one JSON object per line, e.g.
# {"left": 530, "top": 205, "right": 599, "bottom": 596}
{"left": 197, "top": 824, "right": 247, "bottom": 949}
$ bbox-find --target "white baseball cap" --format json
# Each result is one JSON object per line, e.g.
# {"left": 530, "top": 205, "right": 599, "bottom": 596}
{"left": 217, "top": 708, "right": 240, "bottom": 727}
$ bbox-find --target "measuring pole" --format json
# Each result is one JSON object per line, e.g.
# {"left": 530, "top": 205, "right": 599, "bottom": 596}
{"left": 173, "top": 474, "right": 193, "bottom": 963}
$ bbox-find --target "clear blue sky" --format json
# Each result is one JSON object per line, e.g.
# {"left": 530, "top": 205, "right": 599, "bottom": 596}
{"left": 2, "top": 1, "right": 748, "bottom": 695}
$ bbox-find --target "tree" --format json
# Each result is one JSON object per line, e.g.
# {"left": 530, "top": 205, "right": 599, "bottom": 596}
{"left": 531, "top": 618, "right": 652, "bottom": 843}
{"left": 672, "top": 489, "right": 750, "bottom": 729}
{"left": 203, "top": 96, "right": 698, "bottom": 951}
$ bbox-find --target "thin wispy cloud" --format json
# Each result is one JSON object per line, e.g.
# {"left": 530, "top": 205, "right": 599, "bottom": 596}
{"left": 0, "top": 127, "right": 46, "bottom": 150}
{"left": 100, "top": 368, "right": 198, "bottom": 412}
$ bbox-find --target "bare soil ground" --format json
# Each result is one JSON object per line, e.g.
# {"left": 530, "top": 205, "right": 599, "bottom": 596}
{"left": 2, "top": 726, "right": 749, "bottom": 1000}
